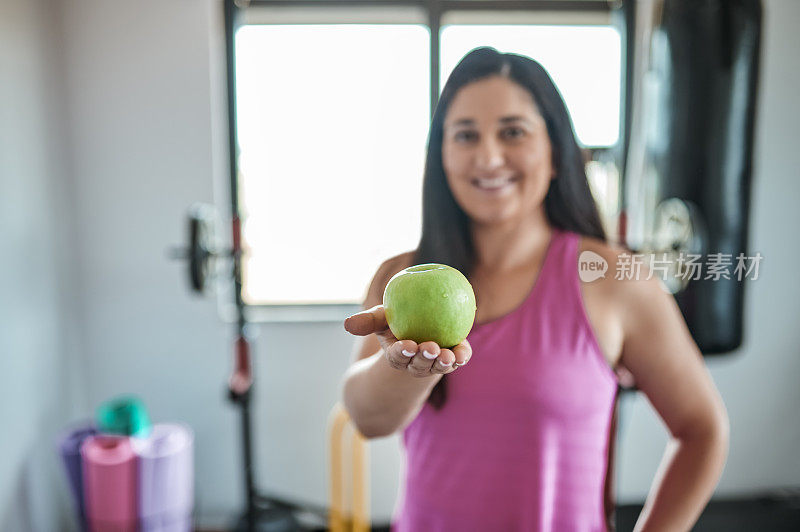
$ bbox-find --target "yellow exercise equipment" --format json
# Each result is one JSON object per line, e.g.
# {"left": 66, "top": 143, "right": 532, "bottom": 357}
{"left": 328, "top": 403, "right": 370, "bottom": 532}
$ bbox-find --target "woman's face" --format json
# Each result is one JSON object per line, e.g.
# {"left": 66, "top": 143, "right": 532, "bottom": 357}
{"left": 442, "top": 75, "right": 555, "bottom": 227}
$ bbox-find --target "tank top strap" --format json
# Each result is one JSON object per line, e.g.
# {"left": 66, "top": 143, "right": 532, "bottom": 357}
{"left": 512, "top": 226, "right": 570, "bottom": 317}
{"left": 534, "top": 227, "right": 617, "bottom": 384}
{"left": 550, "top": 227, "right": 580, "bottom": 286}
{"left": 531, "top": 227, "right": 582, "bottom": 313}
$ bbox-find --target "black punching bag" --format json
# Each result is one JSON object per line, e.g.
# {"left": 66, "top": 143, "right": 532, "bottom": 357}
{"left": 623, "top": 0, "right": 762, "bottom": 354}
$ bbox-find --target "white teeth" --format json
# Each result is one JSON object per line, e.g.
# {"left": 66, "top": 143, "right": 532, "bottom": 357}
{"left": 475, "top": 177, "right": 513, "bottom": 189}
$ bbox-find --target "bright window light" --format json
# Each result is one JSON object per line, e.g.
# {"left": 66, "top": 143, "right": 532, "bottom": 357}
{"left": 235, "top": 25, "right": 430, "bottom": 305}
{"left": 440, "top": 25, "right": 621, "bottom": 147}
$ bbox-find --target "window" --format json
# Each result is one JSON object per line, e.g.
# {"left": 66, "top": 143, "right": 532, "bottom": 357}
{"left": 235, "top": 24, "right": 429, "bottom": 306}
{"left": 227, "top": 1, "right": 620, "bottom": 319}
{"left": 440, "top": 24, "right": 621, "bottom": 147}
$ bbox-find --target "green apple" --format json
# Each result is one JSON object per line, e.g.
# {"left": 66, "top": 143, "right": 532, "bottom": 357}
{"left": 383, "top": 263, "right": 477, "bottom": 348}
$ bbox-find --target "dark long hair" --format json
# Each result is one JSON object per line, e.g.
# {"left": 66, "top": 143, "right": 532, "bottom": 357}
{"left": 414, "top": 47, "right": 607, "bottom": 409}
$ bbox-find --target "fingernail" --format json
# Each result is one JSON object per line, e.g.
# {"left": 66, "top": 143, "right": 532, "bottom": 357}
{"left": 439, "top": 360, "right": 452, "bottom": 367}
{"left": 402, "top": 349, "right": 416, "bottom": 358}
{"left": 422, "top": 350, "right": 437, "bottom": 360}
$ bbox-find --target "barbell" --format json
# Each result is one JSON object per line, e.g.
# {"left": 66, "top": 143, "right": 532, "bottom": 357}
{"left": 167, "top": 203, "right": 232, "bottom": 294}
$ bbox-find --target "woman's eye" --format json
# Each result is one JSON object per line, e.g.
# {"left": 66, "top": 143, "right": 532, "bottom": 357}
{"left": 454, "top": 131, "right": 477, "bottom": 142}
{"left": 502, "top": 127, "right": 526, "bottom": 140}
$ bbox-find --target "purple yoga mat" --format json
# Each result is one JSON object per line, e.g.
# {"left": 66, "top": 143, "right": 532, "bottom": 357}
{"left": 56, "top": 421, "right": 97, "bottom": 530}
{"left": 131, "top": 423, "right": 194, "bottom": 531}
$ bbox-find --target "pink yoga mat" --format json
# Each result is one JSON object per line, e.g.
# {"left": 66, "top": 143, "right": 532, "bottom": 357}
{"left": 81, "top": 435, "right": 138, "bottom": 532}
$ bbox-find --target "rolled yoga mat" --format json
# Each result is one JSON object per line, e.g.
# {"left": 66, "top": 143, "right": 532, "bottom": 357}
{"left": 132, "top": 423, "right": 194, "bottom": 532}
{"left": 81, "top": 435, "right": 138, "bottom": 532}
{"left": 56, "top": 421, "right": 97, "bottom": 530}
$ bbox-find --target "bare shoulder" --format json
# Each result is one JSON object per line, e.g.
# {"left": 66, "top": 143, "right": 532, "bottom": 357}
{"left": 384, "top": 250, "right": 416, "bottom": 276}
{"left": 576, "top": 236, "right": 633, "bottom": 296}
{"left": 578, "top": 235, "right": 675, "bottom": 317}
{"left": 577, "top": 235, "right": 627, "bottom": 262}
{"left": 378, "top": 251, "right": 416, "bottom": 286}
{"left": 578, "top": 234, "right": 624, "bottom": 254}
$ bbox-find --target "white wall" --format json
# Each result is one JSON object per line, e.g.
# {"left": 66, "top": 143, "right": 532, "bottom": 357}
{"left": 0, "top": 0, "right": 84, "bottom": 529}
{"left": 2, "top": 0, "right": 798, "bottom": 527}
{"left": 55, "top": 0, "right": 243, "bottom": 520}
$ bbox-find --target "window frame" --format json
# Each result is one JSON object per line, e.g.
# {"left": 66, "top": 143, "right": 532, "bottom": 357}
{"left": 222, "top": 0, "right": 617, "bottom": 323}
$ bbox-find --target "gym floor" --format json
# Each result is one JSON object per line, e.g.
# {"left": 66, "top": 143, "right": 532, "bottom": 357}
{"left": 615, "top": 493, "right": 800, "bottom": 531}
{"left": 195, "top": 491, "right": 800, "bottom": 531}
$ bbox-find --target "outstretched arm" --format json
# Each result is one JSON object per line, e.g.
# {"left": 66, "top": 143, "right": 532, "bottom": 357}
{"left": 341, "top": 257, "right": 472, "bottom": 438}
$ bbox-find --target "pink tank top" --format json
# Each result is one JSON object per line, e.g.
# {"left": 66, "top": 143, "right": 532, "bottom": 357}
{"left": 393, "top": 228, "right": 619, "bottom": 532}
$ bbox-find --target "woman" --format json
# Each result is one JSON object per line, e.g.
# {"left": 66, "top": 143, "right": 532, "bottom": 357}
{"left": 341, "top": 47, "right": 728, "bottom": 531}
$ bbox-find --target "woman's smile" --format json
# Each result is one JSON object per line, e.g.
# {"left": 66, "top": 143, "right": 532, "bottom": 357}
{"left": 471, "top": 175, "right": 519, "bottom": 192}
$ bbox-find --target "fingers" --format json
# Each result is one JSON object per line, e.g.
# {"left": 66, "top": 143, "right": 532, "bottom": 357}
{"left": 383, "top": 339, "right": 469, "bottom": 377}
{"left": 409, "top": 341, "right": 440, "bottom": 375}
{"left": 432, "top": 348, "right": 456, "bottom": 374}
{"left": 452, "top": 339, "right": 472, "bottom": 366}
{"left": 384, "top": 339, "right": 419, "bottom": 371}
{"left": 344, "top": 305, "right": 389, "bottom": 336}
{"left": 345, "top": 308, "right": 473, "bottom": 372}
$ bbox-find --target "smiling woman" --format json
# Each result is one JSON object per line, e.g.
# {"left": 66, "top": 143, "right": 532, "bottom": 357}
{"left": 342, "top": 47, "right": 729, "bottom": 532}
{"left": 442, "top": 77, "right": 555, "bottom": 229}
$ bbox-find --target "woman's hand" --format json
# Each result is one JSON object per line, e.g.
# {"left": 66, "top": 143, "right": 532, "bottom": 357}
{"left": 344, "top": 305, "right": 472, "bottom": 377}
